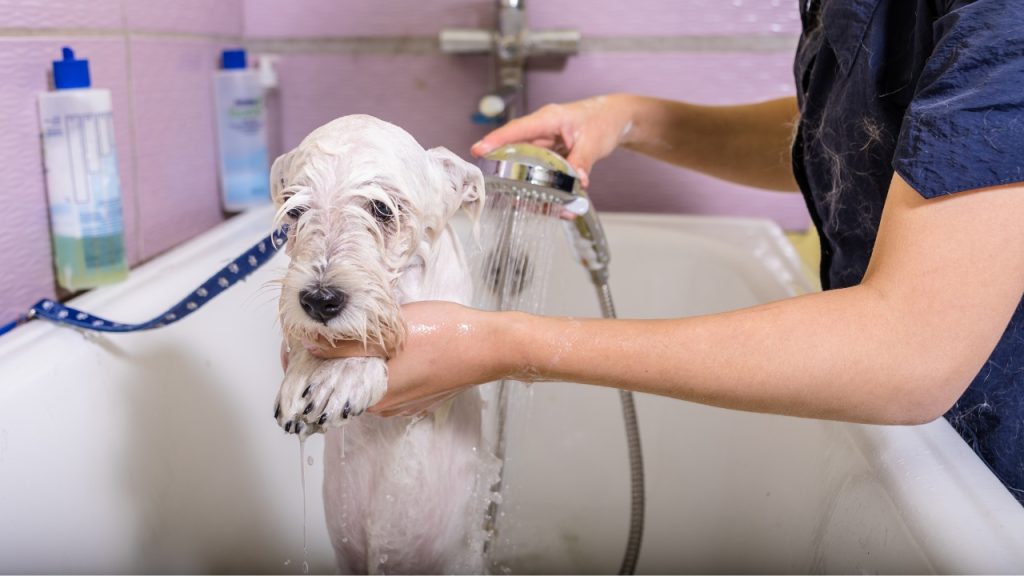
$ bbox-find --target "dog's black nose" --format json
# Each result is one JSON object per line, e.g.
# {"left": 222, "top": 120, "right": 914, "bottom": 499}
{"left": 299, "top": 286, "right": 348, "bottom": 324}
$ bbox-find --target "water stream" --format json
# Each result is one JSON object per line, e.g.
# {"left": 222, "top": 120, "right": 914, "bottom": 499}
{"left": 469, "top": 190, "right": 564, "bottom": 569}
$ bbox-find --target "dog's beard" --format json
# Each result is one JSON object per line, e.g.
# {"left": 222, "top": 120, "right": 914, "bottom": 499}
{"left": 278, "top": 258, "right": 407, "bottom": 353}
{"left": 277, "top": 205, "right": 418, "bottom": 353}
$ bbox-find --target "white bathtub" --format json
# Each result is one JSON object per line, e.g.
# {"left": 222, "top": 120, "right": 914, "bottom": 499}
{"left": 1, "top": 206, "right": 1022, "bottom": 574}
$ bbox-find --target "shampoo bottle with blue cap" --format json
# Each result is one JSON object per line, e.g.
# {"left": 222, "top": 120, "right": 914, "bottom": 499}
{"left": 214, "top": 48, "right": 270, "bottom": 211}
{"left": 38, "top": 46, "right": 128, "bottom": 291}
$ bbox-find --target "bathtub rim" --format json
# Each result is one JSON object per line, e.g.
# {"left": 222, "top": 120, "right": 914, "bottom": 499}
{"left": 1, "top": 206, "right": 1022, "bottom": 573}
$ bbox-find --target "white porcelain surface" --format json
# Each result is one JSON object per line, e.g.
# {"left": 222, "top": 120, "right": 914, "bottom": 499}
{"left": 1, "top": 206, "right": 1021, "bottom": 574}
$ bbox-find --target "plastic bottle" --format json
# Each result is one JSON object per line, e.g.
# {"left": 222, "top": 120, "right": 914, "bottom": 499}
{"left": 38, "top": 47, "right": 129, "bottom": 291}
{"left": 214, "top": 48, "right": 270, "bottom": 211}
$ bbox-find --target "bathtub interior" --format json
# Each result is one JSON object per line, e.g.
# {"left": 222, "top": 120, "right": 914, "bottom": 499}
{"left": 481, "top": 215, "right": 927, "bottom": 574}
{"left": 0, "top": 210, "right": 335, "bottom": 573}
{"left": 1, "top": 207, "right": 1022, "bottom": 574}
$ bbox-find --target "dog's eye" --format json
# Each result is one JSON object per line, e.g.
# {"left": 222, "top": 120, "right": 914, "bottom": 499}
{"left": 286, "top": 206, "right": 307, "bottom": 219}
{"left": 370, "top": 200, "right": 394, "bottom": 223}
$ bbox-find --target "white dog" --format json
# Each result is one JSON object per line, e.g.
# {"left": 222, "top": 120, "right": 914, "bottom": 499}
{"left": 271, "top": 115, "right": 495, "bottom": 574}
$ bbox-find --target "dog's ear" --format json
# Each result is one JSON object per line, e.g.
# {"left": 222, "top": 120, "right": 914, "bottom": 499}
{"left": 269, "top": 149, "right": 297, "bottom": 207}
{"left": 427, "top": 146, "right": 486, "bottom": 233}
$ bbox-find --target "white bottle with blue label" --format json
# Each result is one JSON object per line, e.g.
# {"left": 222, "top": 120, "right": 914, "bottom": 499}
{"left": 38, "top": 47, "right": 129, "bottom": 291}
{"left": 214, "top": 49, "right": 271, "bottom": 212}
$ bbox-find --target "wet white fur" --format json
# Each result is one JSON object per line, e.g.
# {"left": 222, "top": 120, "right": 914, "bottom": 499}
{"left": 271, "top": 115, "right": 493, "bottom": 573}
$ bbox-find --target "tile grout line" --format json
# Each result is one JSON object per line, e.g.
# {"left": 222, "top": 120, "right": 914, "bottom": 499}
{"left": 118, "top": 0, "right": 145, "bottom": 264}
{"left": 0, "top": 27, "right": 243, "bottom": 43}
{"left": 245, "top": 34, "right": 799, "bottom": 54}
{"left": 1, "top": 29, "right": 797, "bottom": 54}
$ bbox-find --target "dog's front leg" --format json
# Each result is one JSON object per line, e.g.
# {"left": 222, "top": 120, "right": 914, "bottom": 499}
{"left": 275, "top": 345, "right": 388, "bottom": 434}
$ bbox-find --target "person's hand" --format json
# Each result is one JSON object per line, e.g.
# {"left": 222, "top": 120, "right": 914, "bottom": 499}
{"left": 470, "top": 94, "right": 635, "bottom": 188}
{"left": 301, "top": 301, "right": 510, "bottom": 417}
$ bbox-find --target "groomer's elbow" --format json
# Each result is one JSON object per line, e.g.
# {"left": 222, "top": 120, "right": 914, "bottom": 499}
{"left": 890, "top": 389, "right": 955, "bottom": 426}
{"left": 885, "top": 354, "right": 977, "bottom": 426}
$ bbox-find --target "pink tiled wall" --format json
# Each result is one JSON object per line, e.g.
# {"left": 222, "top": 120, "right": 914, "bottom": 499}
{"left": 529, "top": 0, "right": 802, "bottom": 36}
{"left": 0, "top": 1, "right": 240, "bottom": 323}
{"left": 275, "top": 54, "right": 491, "bottom": 161}
{"left": 250, "top": 0, "right": 807, "bottom": 228}
{"left": 530, "top": 51, "right": 805, "bottom": 228}
{"left": 125, "top": 0, "right": 243, "bottom": 35}
{"left": 0, "top": 38, "right": 137, "bottom": 324}
{"left": 129, "top": 38, "right": 225, "bottom": 260}
{"left": 0, "top": 0, "right": 123, "bottom": 30}
{"left": 0, "top": 0, "right": 805, "bottom": 327}
{"left": 243, "top": 0, "right": 800, "bottom": 38}
{"left": 244, "top": 0, "right": 496, "bottom": 38}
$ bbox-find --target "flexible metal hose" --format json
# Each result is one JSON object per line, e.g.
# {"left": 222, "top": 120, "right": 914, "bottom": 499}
{"left": 593, "top": 281, "right": 645, "bottom": 575}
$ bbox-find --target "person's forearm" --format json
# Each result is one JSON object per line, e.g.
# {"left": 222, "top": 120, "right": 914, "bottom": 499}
{"left": 615, "top": 94, "right": 800, "bottom": 192}
{"left": 496, "top": 285, "right": 968, "bottom": 425}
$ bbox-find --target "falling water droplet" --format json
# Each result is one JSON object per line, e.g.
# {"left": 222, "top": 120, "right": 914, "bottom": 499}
{"left": 298, "top": 437, "right": 309, "bottom": 575}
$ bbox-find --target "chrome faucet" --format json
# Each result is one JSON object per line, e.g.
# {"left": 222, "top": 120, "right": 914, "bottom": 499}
{"left": 440, "top": 0, "right": 580, "bottom": 123}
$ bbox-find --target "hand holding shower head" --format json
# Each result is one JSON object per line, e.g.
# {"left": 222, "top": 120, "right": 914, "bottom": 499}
{"left": 479, "top": 143, "right": 611, "bottom": 285}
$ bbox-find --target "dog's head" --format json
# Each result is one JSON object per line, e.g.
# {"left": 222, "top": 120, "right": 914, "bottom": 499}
{"left": 271, "top": 115, "right": 484, "bottom": 350}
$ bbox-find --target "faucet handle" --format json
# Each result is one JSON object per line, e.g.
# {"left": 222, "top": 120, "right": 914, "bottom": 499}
{"left": 439, "top": 28, "right": 494, "bottom": 54}
{"left": 524, "top": 29, "right": 581, "bottom": 57}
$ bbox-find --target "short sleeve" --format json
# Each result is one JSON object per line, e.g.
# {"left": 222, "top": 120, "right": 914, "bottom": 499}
{"left": 893, "top": 0, "right": 1024, "bottom": 198}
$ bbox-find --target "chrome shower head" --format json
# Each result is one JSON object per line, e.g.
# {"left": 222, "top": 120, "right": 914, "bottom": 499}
{"left": 478, "top": 143, "right": 611, "bottom": 285}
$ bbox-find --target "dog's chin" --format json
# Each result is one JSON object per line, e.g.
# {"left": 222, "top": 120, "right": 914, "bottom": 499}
{"left": 280, "top": 310, "right": 404, "bottom": 352}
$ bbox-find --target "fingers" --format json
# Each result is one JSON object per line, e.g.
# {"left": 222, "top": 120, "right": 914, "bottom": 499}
{"left": 471, "top": 105, "right": 563, "bottom": 157}
{"left": 304, "top": 337, "right": 386, "bottom": 359}
{"left": 570, "top": 164, "right": 590, "bottom": 189}
{"left": 561, "top": 129, "right": 606, "bottom": 187}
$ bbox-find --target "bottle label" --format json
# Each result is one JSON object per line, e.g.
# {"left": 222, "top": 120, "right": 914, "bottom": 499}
{"left": 230, "top": 96, "right": 265, "bottom": 134}
{"left": 215, "top": 77, "right": 270, "bottom": 208}
{"left": 40, "top": 101, "right": 126, "bottom": 272}
{"left": 42, "top": 110, "right": 125, "bottom": 233}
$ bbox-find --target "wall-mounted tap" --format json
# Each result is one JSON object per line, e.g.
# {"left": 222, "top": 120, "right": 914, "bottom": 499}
{"left": 440, "top": 0, "right": 580, "bottom": 124}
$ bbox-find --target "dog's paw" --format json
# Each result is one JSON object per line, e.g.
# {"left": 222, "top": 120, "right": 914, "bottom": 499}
{"left": 275, "top": 353, "right": 388, "bottom": 435}
{"left": 303, "top": 357, "right": 388, "bottom": 427}
{"left": 275, "top": 349, "right": 321, "bottom": 435}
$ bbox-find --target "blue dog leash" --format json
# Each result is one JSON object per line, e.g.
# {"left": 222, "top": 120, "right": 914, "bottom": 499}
{"left": 0, "top": 226, "right": 288, "bottom": 337}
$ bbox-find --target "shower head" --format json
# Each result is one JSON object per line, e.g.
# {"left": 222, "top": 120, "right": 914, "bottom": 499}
{"left": 478, "top": 143, "right": 610, "bottom": 285}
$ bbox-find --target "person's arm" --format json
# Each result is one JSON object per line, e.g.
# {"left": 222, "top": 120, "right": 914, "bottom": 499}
{"left": 620, "top": 95, "right": 800, "bottom": 192}
{"left": 322, "top": 175, "right": 1024, "bottom": 423}
{"left": 507, "top": 175, "right": 1024, "bottom": 423}
{"left": 471, "top": 93, "right": 800, "bottom": 192}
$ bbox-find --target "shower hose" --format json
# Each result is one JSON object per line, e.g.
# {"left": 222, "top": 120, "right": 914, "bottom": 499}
{"left": 594, "top": 281, "right": 645, "bottom": 575}
{"left": 485, "top": 279, "right": 645, "bottom": 575}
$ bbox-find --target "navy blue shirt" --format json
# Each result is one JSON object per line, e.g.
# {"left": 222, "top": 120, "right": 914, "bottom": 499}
{"left": 793, "top": 0, "right": 1024, "bottom": 503}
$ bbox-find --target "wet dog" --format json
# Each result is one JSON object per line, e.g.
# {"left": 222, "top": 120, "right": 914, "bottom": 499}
{"left": 271, "top": 115, "right": 494, "bottom": 573}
